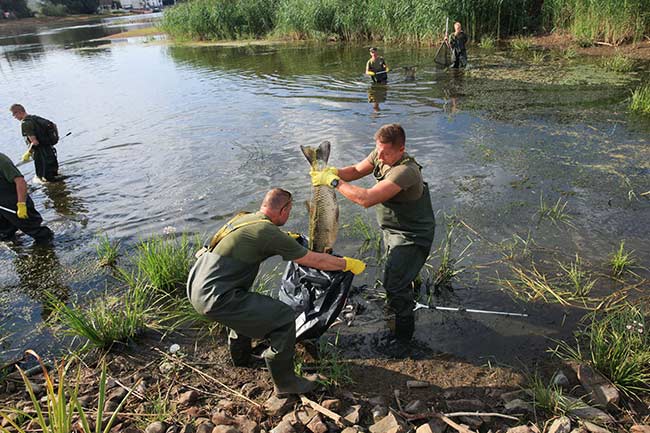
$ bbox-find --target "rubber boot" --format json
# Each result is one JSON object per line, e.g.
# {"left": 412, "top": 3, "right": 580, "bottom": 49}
{"left": 395, "top": 315, "right": 415, "bottom": 343}
{"left": 265, "top": 357, "right": 316, "bottom": 397}
{"left": 228, "top": 331, "right": 252, "bottom": 367}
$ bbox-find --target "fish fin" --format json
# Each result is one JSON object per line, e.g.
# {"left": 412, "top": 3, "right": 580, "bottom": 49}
{"left": 317, "top": 140, "right": 331, "bottom": 164}
{"left": 300, "top": 145, "right": 316, "bottom": 166}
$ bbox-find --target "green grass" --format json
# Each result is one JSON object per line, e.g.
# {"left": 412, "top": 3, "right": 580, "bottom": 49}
{"left": 630, "top": 84, "right": 650, "bottom": 115}
{"left": 0, "top": 351, "right": 130, "bottom": 433}
{"left": 527, "top": 372, "right": 587, "bottom": 417}
{"left": 296, "top": 333, "right": 352, "bottom": 387}
{"left": 530, "top": 51, "right": 546, "bottom": 65}
{"left": 95, "top": 233, "right": 120, "bottom": 267}
{"left": 478, "top": 35, "right": 496, "bottom": 49}
{"left": 562, "top": 47, "right": 577, "bottom": 59}
{"left": 48, "top": 283, "right": 153, "bottom": 350}
{"left": 511, "top": 36, "right": 533, "bottom": 51}
{"left": 133, "top": 234, "right": 198, "bottom": 295}
{"left": 252, "top": 267, "right": 281, "bottom": 295}
{"left": 347, "top": 215, "right": 382, "bottom": 260}
{"left": 537, "top": 194, "right": 572, "bottom": 227}
{"left": 550, "top": 303, "right": 650, "bottom": 399}
{"left": 609, "top": 240, "right": 635, "bottom": 277}
{"left": 559, "top": 254, "right": 596, "bottom": 298}
{"left": 602, "top": 52, "right": 634, "bottom": 72}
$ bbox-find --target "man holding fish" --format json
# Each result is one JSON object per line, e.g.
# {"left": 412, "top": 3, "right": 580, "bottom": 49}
{"left": 187, "top": 188, "right": 366, "bottom": 396}
{"left": 311, "top": 124, "right": 435, "bottom": 352}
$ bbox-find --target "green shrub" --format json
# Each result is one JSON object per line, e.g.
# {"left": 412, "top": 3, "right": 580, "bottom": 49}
{"left": 39, "top": 1, "right": 67, "bottom": 16}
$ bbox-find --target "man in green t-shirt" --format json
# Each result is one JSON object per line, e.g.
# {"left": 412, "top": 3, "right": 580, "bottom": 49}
{"left": 187, "top": 188, "right": 365, "bottom": 396}
{"left": 10, "top": 104, "right": 59, "bottom": 182}
{"left": 0, "top": 152, "right": 53, "bottom": 243}
{"left": 366, "top": 47, "right": 389, "bottom": 84}
{"left": 310, "top": 124, "right": 435, "bottom": 355}
{"left": 444, "top": 21, "right": 468, "bottom": 68}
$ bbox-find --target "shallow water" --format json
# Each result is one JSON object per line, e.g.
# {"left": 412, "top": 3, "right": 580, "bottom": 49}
{"left": 0, "top": 18, "right": 648, "bottom": 363}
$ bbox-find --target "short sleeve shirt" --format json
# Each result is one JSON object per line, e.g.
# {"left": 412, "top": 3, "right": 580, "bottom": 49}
{"left": 367, "top": 149, "right": 424, "bottom": 202}
{"left": 366, "top": 57, "right": 387, "bottom": 74}
{"left": 21, "top": 116, "right": 38, "bottom": 141}
{"left": 0, "top": 152, "right": 22, "bottom": 184}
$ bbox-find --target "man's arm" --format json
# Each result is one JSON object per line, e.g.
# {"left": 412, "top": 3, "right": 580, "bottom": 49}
{"left": 294, "top": 250, "right": 346, "bottom": 270}
{"left": 337, "top": 178, "right": 401, "bottom": 208}
{"left": 26, "top": 135, "right": 39, "bottom": 146}
{"left": 338, "top": 158, "right": 373, "bottom": 182}
{"left": 15, "top": 176, "right": 27, "bottom": 202}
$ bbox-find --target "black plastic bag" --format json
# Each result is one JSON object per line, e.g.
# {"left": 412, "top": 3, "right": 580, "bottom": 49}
{"left": 279, "top": 257, "right": 354, "bottom": 342}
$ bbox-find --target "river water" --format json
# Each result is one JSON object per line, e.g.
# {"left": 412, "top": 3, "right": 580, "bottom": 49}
{"left": 0, "top": 15, "right": 648, "bottom": 363}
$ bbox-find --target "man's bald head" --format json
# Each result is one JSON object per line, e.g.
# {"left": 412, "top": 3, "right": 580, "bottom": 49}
{"left": 261, "top": 188, "right": 293, "bottom": 226}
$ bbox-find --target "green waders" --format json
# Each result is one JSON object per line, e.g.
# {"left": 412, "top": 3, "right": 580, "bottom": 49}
{"left": 375, "top": 172, "right": 435, "bottom": 342}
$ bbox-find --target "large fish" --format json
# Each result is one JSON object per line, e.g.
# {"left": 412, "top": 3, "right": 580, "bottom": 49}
{"left": 300, "top": 141, "right": 339, "bottom": 253}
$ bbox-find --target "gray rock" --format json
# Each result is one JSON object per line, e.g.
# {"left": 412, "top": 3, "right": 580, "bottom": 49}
{"left": 306, "top": 414, "right": 328, "bottom": 433}
{"left": 212, "top": 411, "right": 236, "bottom": 426}
{"left": 371, "top": 405, "right": 388, "bottom": 423}
{"left": 445, "top": 399, "right": 486, "bottom": 412}
{"left": 458, "top": 416, "right": 483, "bottom": 430}
{"left": 415, "top": 419, "right": 446, "bottom": 433}
{"left": 552, "top": 371, "right": 570, "bottom": 388}
{"left": 218, "top": 400, "right": 236, "bottom": 412}
{"left": 197, "top": 423, "right": 215, "bottom": 433}
{"left": 234, "top": 416, "right": 259, "bottom": 433}
{"left": 406, "top": 381, "right": 430, "bottom": 389}
{"left": 270, "top": 420, "right": 296, "bottom": 433}
{"left": 576, "top": 365, "right": 619, "bottom": 410}
{"left": 404, "top": 400, "right": 426, "bottom": 414}
{"left": 500, "top": 390, "right": 528, "bottom": 403}
{"left": 631, "top": 426, "right": 650, "bottom": 433}
{"left": 547, "top": 416, "right": 571, "bottom": 433}
{"left": 264, "top": 395, "right": 295, "bottom": 417}
{"left": 282, "top": 407, "right": 316, "bottom": 425}
{"left": 146, "top": 421, "right": 169, "bottom": 433}
{"left": 504, "top": 399, "right": 533, "bottom": 414}
{"left": 581, "top": 421, "right": 610, "bottom": 433}
{"left": 368, "top": 396, "right": 387, "bottom": 406}
{"left": 212, "top": 426, "right": 240, "bottom": 433}
{"left": 107, "top": 387, "right": 129, "bottom": 402}
{"left": 179, "top": 390, "right": 200, "bottom": 406}
{"left": 343, "top": 405, "right": 362, "bottom": 425}
{"left": 505, "top": 426, "right": 536, "bottom": 433}
{"left": 369, "top": 413, "right": 406, "bottom": 433}
{"left": 565, "top": 398, "right": 614, "bottom": 424}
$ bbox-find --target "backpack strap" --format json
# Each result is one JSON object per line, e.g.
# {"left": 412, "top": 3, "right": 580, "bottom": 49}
{"left": 195, "top": 212, "right": 272, "bottom": 258}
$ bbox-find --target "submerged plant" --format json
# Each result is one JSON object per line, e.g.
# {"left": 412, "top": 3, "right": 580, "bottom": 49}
{"left": 537, "top": 194, "right": 572, "bottom": 226}
{"left": 559, "top": 254, "right": 596, "bottom": 298}
{"left": 609, "top": 240, "right": 635, "bottom": 277}
{"left": 550, "top": 303, "right": 650, "bottom": 399}
{"left": 95, "top": 233, "right": 120, "bottom": 267}
{"left": 630, "top": 84, "right": 650, "bottom": 114}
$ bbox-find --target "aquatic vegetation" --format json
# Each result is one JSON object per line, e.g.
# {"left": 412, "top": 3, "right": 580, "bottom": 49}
{"left": 550, "top": 303, "right": 650, "bottom": 399}
{"left": 510, "top": 36, "right": 533, "bottom": 51}
{"left": 48, "top": 283, "right": 153, "bottom": 350}
{"left": 562, "top": 47, "right": 577, "bottom": 59}
{"left": 609, "top": 240, "right": 635, "bottom": 277}
{"left": 543, "top": 0, "right": 649, "bottom": 45}
{"left": 530, "top": 51, "right": 547, "bottom": 65}
{"left": 95, "top": 232, "right": 120, "bottom": 267}
{"left": 537, "top": 194, "right": 572, "bottom": 227}
{"left": 559, "top": 254, "right": 596, "bottom": 298}
{"left": 499, "top": 231, "right": 534, "bottom": 261}
{"left": 133, "top": 234, "right": 198, "bottom": 295}
{"left": 0, "top": 351, "right": 130, "bottom": 433}
{"left": 602, "top": 52, "right": 634, "bottom": 72}
{"left": 347, "top": 215, "right": 382, "bottom": 260}
{"left": 527, "top": 372, "right": 587, "bottom": 417}
{"left": 629, "top": 84, "right": 650, "bottom": 115}
{"left": 478, "top": 35, "right": 496, "bottom": 49}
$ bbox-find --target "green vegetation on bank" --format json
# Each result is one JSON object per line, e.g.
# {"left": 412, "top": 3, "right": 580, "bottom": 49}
{"left": 162, "top": 0, "right": 650, "bottom": 44}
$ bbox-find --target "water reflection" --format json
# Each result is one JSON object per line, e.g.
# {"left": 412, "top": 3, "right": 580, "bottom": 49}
{"left": 42, "top": 178, "right": 88, "bottom": 222}
{"left": 12, "top": 245, "right": 68, "bottom": 320}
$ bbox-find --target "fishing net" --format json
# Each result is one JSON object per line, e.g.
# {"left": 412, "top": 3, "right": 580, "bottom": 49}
{"left": 434, "top": 41, "right": 451, "bottom": 67}
{"left": 278, "top": 238, "right": 354, "bottom": 341}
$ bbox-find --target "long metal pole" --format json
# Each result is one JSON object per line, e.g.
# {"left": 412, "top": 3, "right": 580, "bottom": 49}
{"left": 0, "top": 205, "right": 17, "bottom": 215}
{"left": 414, "top": 302, "right": 528, "bottom": 317}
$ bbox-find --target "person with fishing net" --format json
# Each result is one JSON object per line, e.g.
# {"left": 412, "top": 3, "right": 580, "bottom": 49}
{"left": 186, "top": 188, "right": 366, "bottom": 396}
{"left": 366, "top": 47, "right": 390, "bottom": 83}
{"left": 445, "top": 21, "right": 468, "bottom": 68}
{"left": 310, "top": 124, "right": 436, "bottom": 357}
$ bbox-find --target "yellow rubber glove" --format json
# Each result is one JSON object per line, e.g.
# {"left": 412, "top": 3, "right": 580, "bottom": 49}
{"left": 21, "top": 151, "right": 32, "bottom": 162}
{"left": 17, "top": 202, "right": 28, "bottom": 219}
{"left": 310, "top": 169, "right": 340, "bottom": 188}
{"left": 287, "top": 231, "right": 302, "bottom": 240}
{"left": 324, "top": 166, "right": 339, "bottom": 175}
{"left": 343, "top": 257, "right": 366, "bottom": 275}
{"left": 385, "top": 66, "right": 390, "bottom": 72}
{"left": 366, "top": 71, "right": 376, "bottom": 76}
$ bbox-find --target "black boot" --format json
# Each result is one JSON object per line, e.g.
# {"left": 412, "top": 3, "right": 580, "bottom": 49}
{"left": 228, "top": 331, "right": 252, "bottom": 367}
{"left": 395, "top": 315, "right": 415, "bottom": 343}
{"left": 265, "top": 357, "right": 317, "bottom": 397}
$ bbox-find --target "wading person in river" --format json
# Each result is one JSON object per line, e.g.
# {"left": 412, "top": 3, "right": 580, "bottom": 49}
{"left": 10, "top": 104, "right": 59, "bottom": 182}
{"left": 0, "top": 152, "right": 53, "bottom": 243}
{"left": 187, "top": 188, "right": 366, "bottom": 396}
{"left": 366, "top": 47, "right": 389, "bottom": 84}
{"left": 445, "top": 21, "right": 468, "bottom": 68}
{"left": 310, "top": 124, "right": 435, "bottom": 356}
